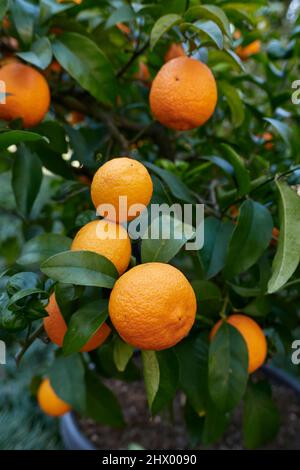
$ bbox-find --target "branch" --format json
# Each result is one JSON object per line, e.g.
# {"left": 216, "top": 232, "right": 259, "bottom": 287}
{"left": 116, "top": 39, "right": 150, "bottom": 79}
{"left": 56, "top": 95, "right": 130, "bottom": 151}
{"left": 15, "top": 324, "right": 45, "bottom": 367}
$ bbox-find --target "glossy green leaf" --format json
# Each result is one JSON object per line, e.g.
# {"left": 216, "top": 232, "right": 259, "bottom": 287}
{"left": 18, "top": 233, "right": 72, "bottom": 266}
{"left": 264, "top": 118, "right": 292, "bottom": 147}
{"left": 11, "top": 0, "right": 37, "bottom": 45}
{"left": 209, "top": 323, "right": 248, "bottom": 411}
{"left": 176, "top": 332, "right": 209, "bottom": 413}
{"left": 113, "top": 337, "right": 135, "bottom": 373}
{"left": 106, "top": 4, "right": 135, "bottom": 29}
{"left": 150, "top": 14, "right": 182, "bottom": 49}
{"left": 184, "top": 5, "right": 231, "bottom": 36}
{"left": 220, "top": 144, "right": 250, "bottom": 197}
{"left": 199, "top": 217, "right": 234, "bottom": 279}
{"left": 49, "top": 354, "right": 86, "bottom": 412}
{"left": 84, "top": 370, "right": 124, "bottom": 427}
{"left": 17, "top": 37, "right": 53, "bottom": 70}
{"left": 39, "top": 0, "right": 74, "bottom": 23}
{"left": 0, "top": 131, "right": 47, "bottom": 150}
{"left": 224, "top": 200, "right": 273, "bottom": 279}
{"left": 41, "top": 251, "right": 118, "bottom": 288}
{"left": 268, "top": 179, "right": 300, "bottom": 293}
{"left": 52, "top": 33, "right": 117, "bottom": 106}
{"left": 63, "top": 300, "right": 108, "bottom": 355}
{"left": 142, "top": 349, "right": 179, "bottom": 415}
{"left": 144, "top": 162, "right": 194, "bottom": 203}
{"left": 186, "top": 20, "right": 223, "bottom": 49}
{"left": 12, "top": 145, "right": 43, "bottom": 218}
{"left": 243, "top": 381, "right": 280, "bottom": 449}
{"left": 219, "top": 81, "right": 245, "bottom": 127}
{"left": 141, "top": 214, "right": 195, "bottom": 263}
{"left": 192, "top": 280, "right": 222, "bottom": 317}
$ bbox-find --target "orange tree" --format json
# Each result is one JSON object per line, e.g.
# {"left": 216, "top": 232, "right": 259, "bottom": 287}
{"left": 0, "top": 0, "right": 300, "bottom": 449}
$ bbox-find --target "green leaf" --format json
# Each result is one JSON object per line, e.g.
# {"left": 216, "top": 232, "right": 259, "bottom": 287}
{"left": 12, "top": 145, "right": 43, "bottom": 218}
{"left": 209, "top": 49, "right": 245, "bottom": 72}
{"left": 144, "top": 162, "right": 194, "bottom": 203}
{"left": 268, "top": 179, "right": 300, "bottom": 293}
{"left": 17, "top": 37, "right": 53, "bottom": 70}
{"left": 142, "top": 350, "right": 160, "bottom": 410}
{"left": 192, "top": 281, "right": 222, "bottom": 317}
{"left": 224, "top": 200, "right": 273, "bottom": 279}
{"left": 243, "top": 381, "right": 280, "bottom": 449}
{"left": 209, "top": 323, "right": 248, "bottom": 412}
{"left": 18, "top": 233, "right": 72, "bottom": 266}
{"left": 176, "top": 332, "right": 209, "bottom": 413}
{"left": 219, "top": 81, "right": 245, "bottom": 127}
{"left": 184, "top": 5, "right": 231, "bottom": 37}
{"left": 219, "top": 144, "right": 250, "bottom": 197}
{"left": 150, "top": 14, "right": 182, "bottom": 50}
{"left": 113, "top": 337, "right": 134, "bottom": 373}
{"left": 52, "top": 33, "right": 117, "bottom": 106}
{"left": 202, "top": 397, "right": 230, "bottom": 445}
{"left": 0, "top": 0, "right": 8, "bottom": 21}
{"left": 39, "top": 0, "right": 74, "bottom": 24}
{"left": 0, "top": 131, "right": 46, "bottom": 150}
{"left": 185, "top": 20, "right": 223, "bottom": 49}
{"left": 198, "top": 217, "right": 234, "bottom": 279}
{"left": 106, "top": 4, "right": 135, "bottom": 29}
{"left": 41, "top": 250, "right": 118, "bottom": 288}
{"left": 33, "top": 121, "right": 68, "bottom": 154}
{"left": 84, "top": 370, "right": 124, "bottom": 427}
{"left": 142, "top": 349, "right": 179, "bottom": 414}
{"left": 264, "top": 118, "right": 292, "bottom": 147}
{"left": 141, "top": 214, "right": 195, "bottom": 263}
{"left": 11, "top": 0, "right": 37, "bottom": 45}
{"left": 63, "top": 300, "right": 108, "bottom": 355}
{"left": 49, "top": 354, "right": 86, "bottom": 412}
{"left": 151, "top": 349, "right": 179, "bottom": 415}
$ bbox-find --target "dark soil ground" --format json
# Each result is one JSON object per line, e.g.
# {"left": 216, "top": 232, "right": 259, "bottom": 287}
{"left": 78, "top": 377, "right": 300, "bottom": 450}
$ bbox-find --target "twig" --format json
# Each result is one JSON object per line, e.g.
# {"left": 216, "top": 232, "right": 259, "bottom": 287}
{"left": 15, "top": 324, "right": 45, "bottom": 367}
{"left": 116, "top": 39, "right": 150, "bottom": 79}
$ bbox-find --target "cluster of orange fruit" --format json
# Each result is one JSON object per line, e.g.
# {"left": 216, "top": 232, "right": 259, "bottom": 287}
{"left": 38, "top": 156, "right": 268, "bottom": 416}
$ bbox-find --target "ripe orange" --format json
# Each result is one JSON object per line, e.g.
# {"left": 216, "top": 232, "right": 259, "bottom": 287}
{"left": 150, "top": 57, "right": 217, "bottom": 131}
{"left": 0, "top": 63, "right": 50, "bottom": 128}
{"left": 134, "top": 62, "right": 151, "bottom": 83}
{"left": 44, "top": 293, "right": 111, "bottom": 351}
{"left": 66, "top": 110, "right": 85, "bottom": 125}
{"left": 116, "top": 22, "right": 131, "bottom": 36}
{"left": 109, "top": 263, "right": 197, "bottom": 350}
{"left": 270, "top": 227, "right": 280, "bottom": 247}
{"left": 91, "top": 157, "right": 153, "bottom": 223}
{"left": 71, "top": 219, "right": 131, "bottom": 275}
{"left": 164, "top": 43, "right": 185, "bottom": 63}
{"left": 262, "top": 131, "right": 274, "bottom": 150}
{"left": 236, "top": 40, "right": 261, "bottom": 61}
{"left": 210, "top": 314, "right": 267, "bottom": 373}
{"left": 37, "top": 378, "right": 71, "bottom": 417}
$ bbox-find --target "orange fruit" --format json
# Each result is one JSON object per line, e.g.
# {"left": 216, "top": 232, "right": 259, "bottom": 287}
{"left": 270, "top": 227, "right": 280, "bottom": 247}
{"left": 116, "top": 22, "right": 131, "bottom": 36}
{"left": 236, "top": 40, "right": 261, "bottom": 61}
{"left": 91, "top": 157, "right": 153, "bottom": 223}
{"left": 0, "top": 63, "right": 50, "bottom": 128}
{"left": 150, "top": 57, "right": 217, "bottom": 131}
{"left": 44, "top": 293, "right": 111, "bottom": 351}
{"left": 164, "top": 43, "right": 186, "bottom": 63}
{"left": 262, "top": 131, "right": 274, "bottom": 150}
{"left": 210, "top": 314, "right": 267, "bottom": 373}
{"left": 109, "top": 263, "right": 197, "bottom": 350}
{"left": 37, "top": 378, "right": 71, "bottom": 417}
{"left": 66, "top": 110, "right": 85, "bottom": 125}
{"left": 71, "top": 219, "right": 131, "bottom": 275}
{"left": 233, "top": 29, "right": 242, "bottom": 40}
{"left": 134, "top": 62, "right": 151, "bottom": 83}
